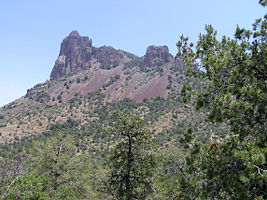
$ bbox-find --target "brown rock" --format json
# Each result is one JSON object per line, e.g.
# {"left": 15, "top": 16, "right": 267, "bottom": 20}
{"left": 142, "top": 45, "right": 173, "bottom": 68}
{"left": 96, "top": 46, "right": 123, "bottom": 67}
{"left": 50, "top": 31, "right": 93, "bottom": 79}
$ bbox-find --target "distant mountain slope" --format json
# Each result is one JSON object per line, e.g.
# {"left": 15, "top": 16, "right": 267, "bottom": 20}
{"left": 0, "top": 31, "right": 228, "bottom": 144}
{"left": 26, "top": 30, "right": 186, "bottom": 104}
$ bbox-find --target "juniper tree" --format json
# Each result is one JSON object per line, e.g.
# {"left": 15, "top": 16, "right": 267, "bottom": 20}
{"left": 107, "top": 110, "right": 156, "bottom": 200}
{"left": 28, "top": 132, "right": 97, "bottom": 199}
{"left": 176, "top": 1, "right": 267, "bottom": 199}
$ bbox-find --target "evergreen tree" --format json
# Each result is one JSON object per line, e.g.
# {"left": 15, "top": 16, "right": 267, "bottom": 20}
{"left": 107, "top": 110, "right": 156, "bottom": 200}
{"left": 176, "top": 2, "right": 267, "bottom": 199}
{"left": 28, "top": 132, "right": 95, "bottom": 199}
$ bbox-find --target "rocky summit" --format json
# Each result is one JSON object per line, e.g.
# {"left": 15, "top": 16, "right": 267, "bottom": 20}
{"left": 50, "top": 31, "right": 126, "bottom": 80}
{"left": 50, "top": 31, "right": 93, "bottom": 80}
{"left": 0, "top": 31, "right": 190, "bottom": 142}
{"left": 50, "top": 31, "right": 178, "bottom": 80}
{"left": 142, "top": 45, "right": 173, "bottom": 68}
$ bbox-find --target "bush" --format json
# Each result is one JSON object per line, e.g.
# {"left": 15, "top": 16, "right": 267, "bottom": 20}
{"left": 166, "top": 84, "right": 172, "bottom": 90}
{"left": 103, "top": 75, "right": 120, "bottom": 88}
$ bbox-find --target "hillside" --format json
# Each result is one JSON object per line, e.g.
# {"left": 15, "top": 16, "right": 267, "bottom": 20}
{"left": 0, "top": 31, "right": 227, "bottom": 147}
{"left": 0, "top": 1, "right": 265, "bottom": 198}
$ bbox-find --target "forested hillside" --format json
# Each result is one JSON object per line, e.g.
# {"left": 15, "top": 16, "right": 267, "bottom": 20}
{"left": 0, "top": 1, "right": 266, "bottom": 199}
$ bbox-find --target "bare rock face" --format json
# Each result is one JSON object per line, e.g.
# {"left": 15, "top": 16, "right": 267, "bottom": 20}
{"left": 49, "top": 31, "right": 176, "bottom": 80}
{"left": 142, "top": 45, "right": 173, "bottom": 68}
{"left": 96, "top": 46, "right": 122, "bottom": 67}
{"left": 50, "top": 31, "right": 126, "bottom": 79}
{"left": 50, "top": 31, "right": 93, "bottom": 79}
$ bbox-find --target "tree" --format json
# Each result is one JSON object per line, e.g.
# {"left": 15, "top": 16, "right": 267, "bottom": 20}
{"left": 0, "top": 156, "right": 24, "bottom": 199}
{"left": 6, "top": 173, "right": 51, "bottom": 200}
{"left": 28, "top": 132, "right": 96, "bottom": 199}
{"left": 176, "top": 2, "right": 267, "bottom": 199}
{"left": 153, "top": 147, "right": 186, "bottom": 199}
{"left": 106, "top": 109, "right": 156, "bottom": 200}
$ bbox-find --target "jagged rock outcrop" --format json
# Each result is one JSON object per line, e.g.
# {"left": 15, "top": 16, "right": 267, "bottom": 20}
{"left": 142, "top": 45, "right": 173, "bottom": 68}
{"left": 50, "top": 31, "right": 126, "bottom": 79}
{"left": 25, "top": 83, "right": 46, "bottom": 98}
{"left": 50, "top": 31, "right": 93, "bottom": 80}
{"left": 96, "top": 46, "right": 123, "bottom": 67}
{"left": 50, "top": 31, "right": 178, "bottom": 80}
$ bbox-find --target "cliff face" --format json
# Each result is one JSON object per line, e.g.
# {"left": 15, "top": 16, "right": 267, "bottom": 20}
{"left": 142, "top": 45, "right": 173, "bottom": 68}
{"left": 0, "top": 30, "right": 194, "bottom": 144}
{"left": 50, "top": 31, "right": 93, "bottom": 80}
{"left": 50, "top": 31, "right": 127, "bottom": 79}
{"left": 50, "top": 31, "right": 178, "bottom": 80}
{"left": 96, "top": 46, "right": 124, "bottom": 66}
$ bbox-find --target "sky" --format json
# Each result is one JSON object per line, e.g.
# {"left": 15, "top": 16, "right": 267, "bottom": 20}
{"left": 0, "top": 0, "right": 266, "bottom": 107}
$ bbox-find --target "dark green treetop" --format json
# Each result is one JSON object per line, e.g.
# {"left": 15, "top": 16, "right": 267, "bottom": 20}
{"left": 106, "top": 109, "right": 156, "bottom": 200}
{"left": 176, "top": 1, "right": 267, "bottom": 199}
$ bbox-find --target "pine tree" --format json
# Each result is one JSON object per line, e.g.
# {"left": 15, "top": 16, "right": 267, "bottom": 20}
{"left": 107, "top": 110, "right": 156, "bottom": 200}
{"left": 176, "top": 2, "right": 267, "bottom": 199}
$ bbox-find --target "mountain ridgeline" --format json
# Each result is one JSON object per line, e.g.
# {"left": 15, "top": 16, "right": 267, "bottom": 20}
{"left": 50, "top": 30, "right": 175, "bottom": 80}
{"left": 27, "top": 30, "right": 185, "bottom": 104}
{"left": 0, "top": 30, "right": 223, "bottom": 146}
{"left": 1, "top": 3, "right": 265, "bottom": 197}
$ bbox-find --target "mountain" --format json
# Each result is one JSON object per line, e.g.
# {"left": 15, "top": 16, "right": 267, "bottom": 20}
{"left": 50, "top": 31, "right": 174, "bottom": 79}
{"left": 0, "top": 31, "right": 227, "bottom": 146}
{"left": 25, "top": 31, "right": 185, "bottom": 104}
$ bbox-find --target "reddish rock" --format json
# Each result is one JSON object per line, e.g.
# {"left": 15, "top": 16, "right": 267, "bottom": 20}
{"left": 142, "top": 45, "right": 173, "bottom": 68}
{"left": 50, "top": 31, "right": 125, "bottom": 79}
{"left": 96, "top": 46, "right": 122, "bottom": 67}
{"left": 50, "top": 31, "right": 93, "bottom": 79}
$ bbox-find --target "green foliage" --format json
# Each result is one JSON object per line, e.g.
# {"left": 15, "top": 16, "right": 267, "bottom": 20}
{"left": 30, "top": 132, "right": 77, "bottom": 190}
{"left": 166, "top": 84, "right": 172, "bottom": 90}
{"left": 0, "top": 123, "right": 7, "bottom": 128}
{"left": 100, "top": 62, "right": 119, "bottom": 70}
{"left": 83, "top": 75, "right": 88, "bottom": 81}
{"left": 178, "top": 19, "right": 267, "bottom": 143}
{"left": 7, "top": 173, "right": 51, "bottom": 200}
{"left": 76, "top": 77, "right": 80, "bottom": 83}
{"left": 7, "top": 172, "right": 80, "bottom": 200}
{"left": 34, "top": 91, "right": 50, "bottom": 103}
{"left": 28, "top": 132, "right": 97, "bottom": 199}
{"left": 153, "top": 147, "right": 186, "bottom": 199}
{"left": 177, "top": 139, "right": 267, "bottom": 199}
{"left": 106, "top": 110, "right": 156, "bottom": 200}
{"left": 177, "top": 4, "right": 267, "bottom": 199}
{"left": 103, "top": 74, "right": 120, "bottom": 88}
{"left": 0, "top": 157, "right": 23, "bottom": 199}
{"left": 259, "top": 0, "right": 267, "bottom": 6}
{"left": 123, "top": 57, "right": 142, "bottom": 69}
{"left": 100, "top": 64, "right": 111, "bottom": 70}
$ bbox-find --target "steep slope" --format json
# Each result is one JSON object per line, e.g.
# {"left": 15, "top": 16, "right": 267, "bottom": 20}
{"left": 0, "top": 31, "right": 228, "bottom": 145}
{"left": 27, "top": 30, "right": 185, "bottom": 104}
{"left": 50, "top": 31, "right": 94, "bottom": 79}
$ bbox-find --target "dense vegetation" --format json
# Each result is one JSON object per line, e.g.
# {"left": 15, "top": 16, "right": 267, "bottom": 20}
{"left": 176, "top": 1, "right": 267, "bottom": 198}
{"left": 0, "top": 1, "right": 266, "bottom": 199}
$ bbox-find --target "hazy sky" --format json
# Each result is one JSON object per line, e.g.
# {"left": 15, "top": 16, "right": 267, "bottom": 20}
{"left": 0, "top": 0, "right": 265, "bottom": 106}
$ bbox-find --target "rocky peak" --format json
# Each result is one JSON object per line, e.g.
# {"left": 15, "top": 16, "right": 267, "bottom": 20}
{"left": 142, "top": 45, "right": 173, "bottom": 68}
{"left": 96, "top": 46, "right": 123, "bottom": 67}
{"left": 69, "top": 30, "right": 80, "bottom": 38}
{"left": 49, "top": 31, "right": 126, "bottom": 79}
{"left": 50, "top": 31, "right": 93, "bottom": 80}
